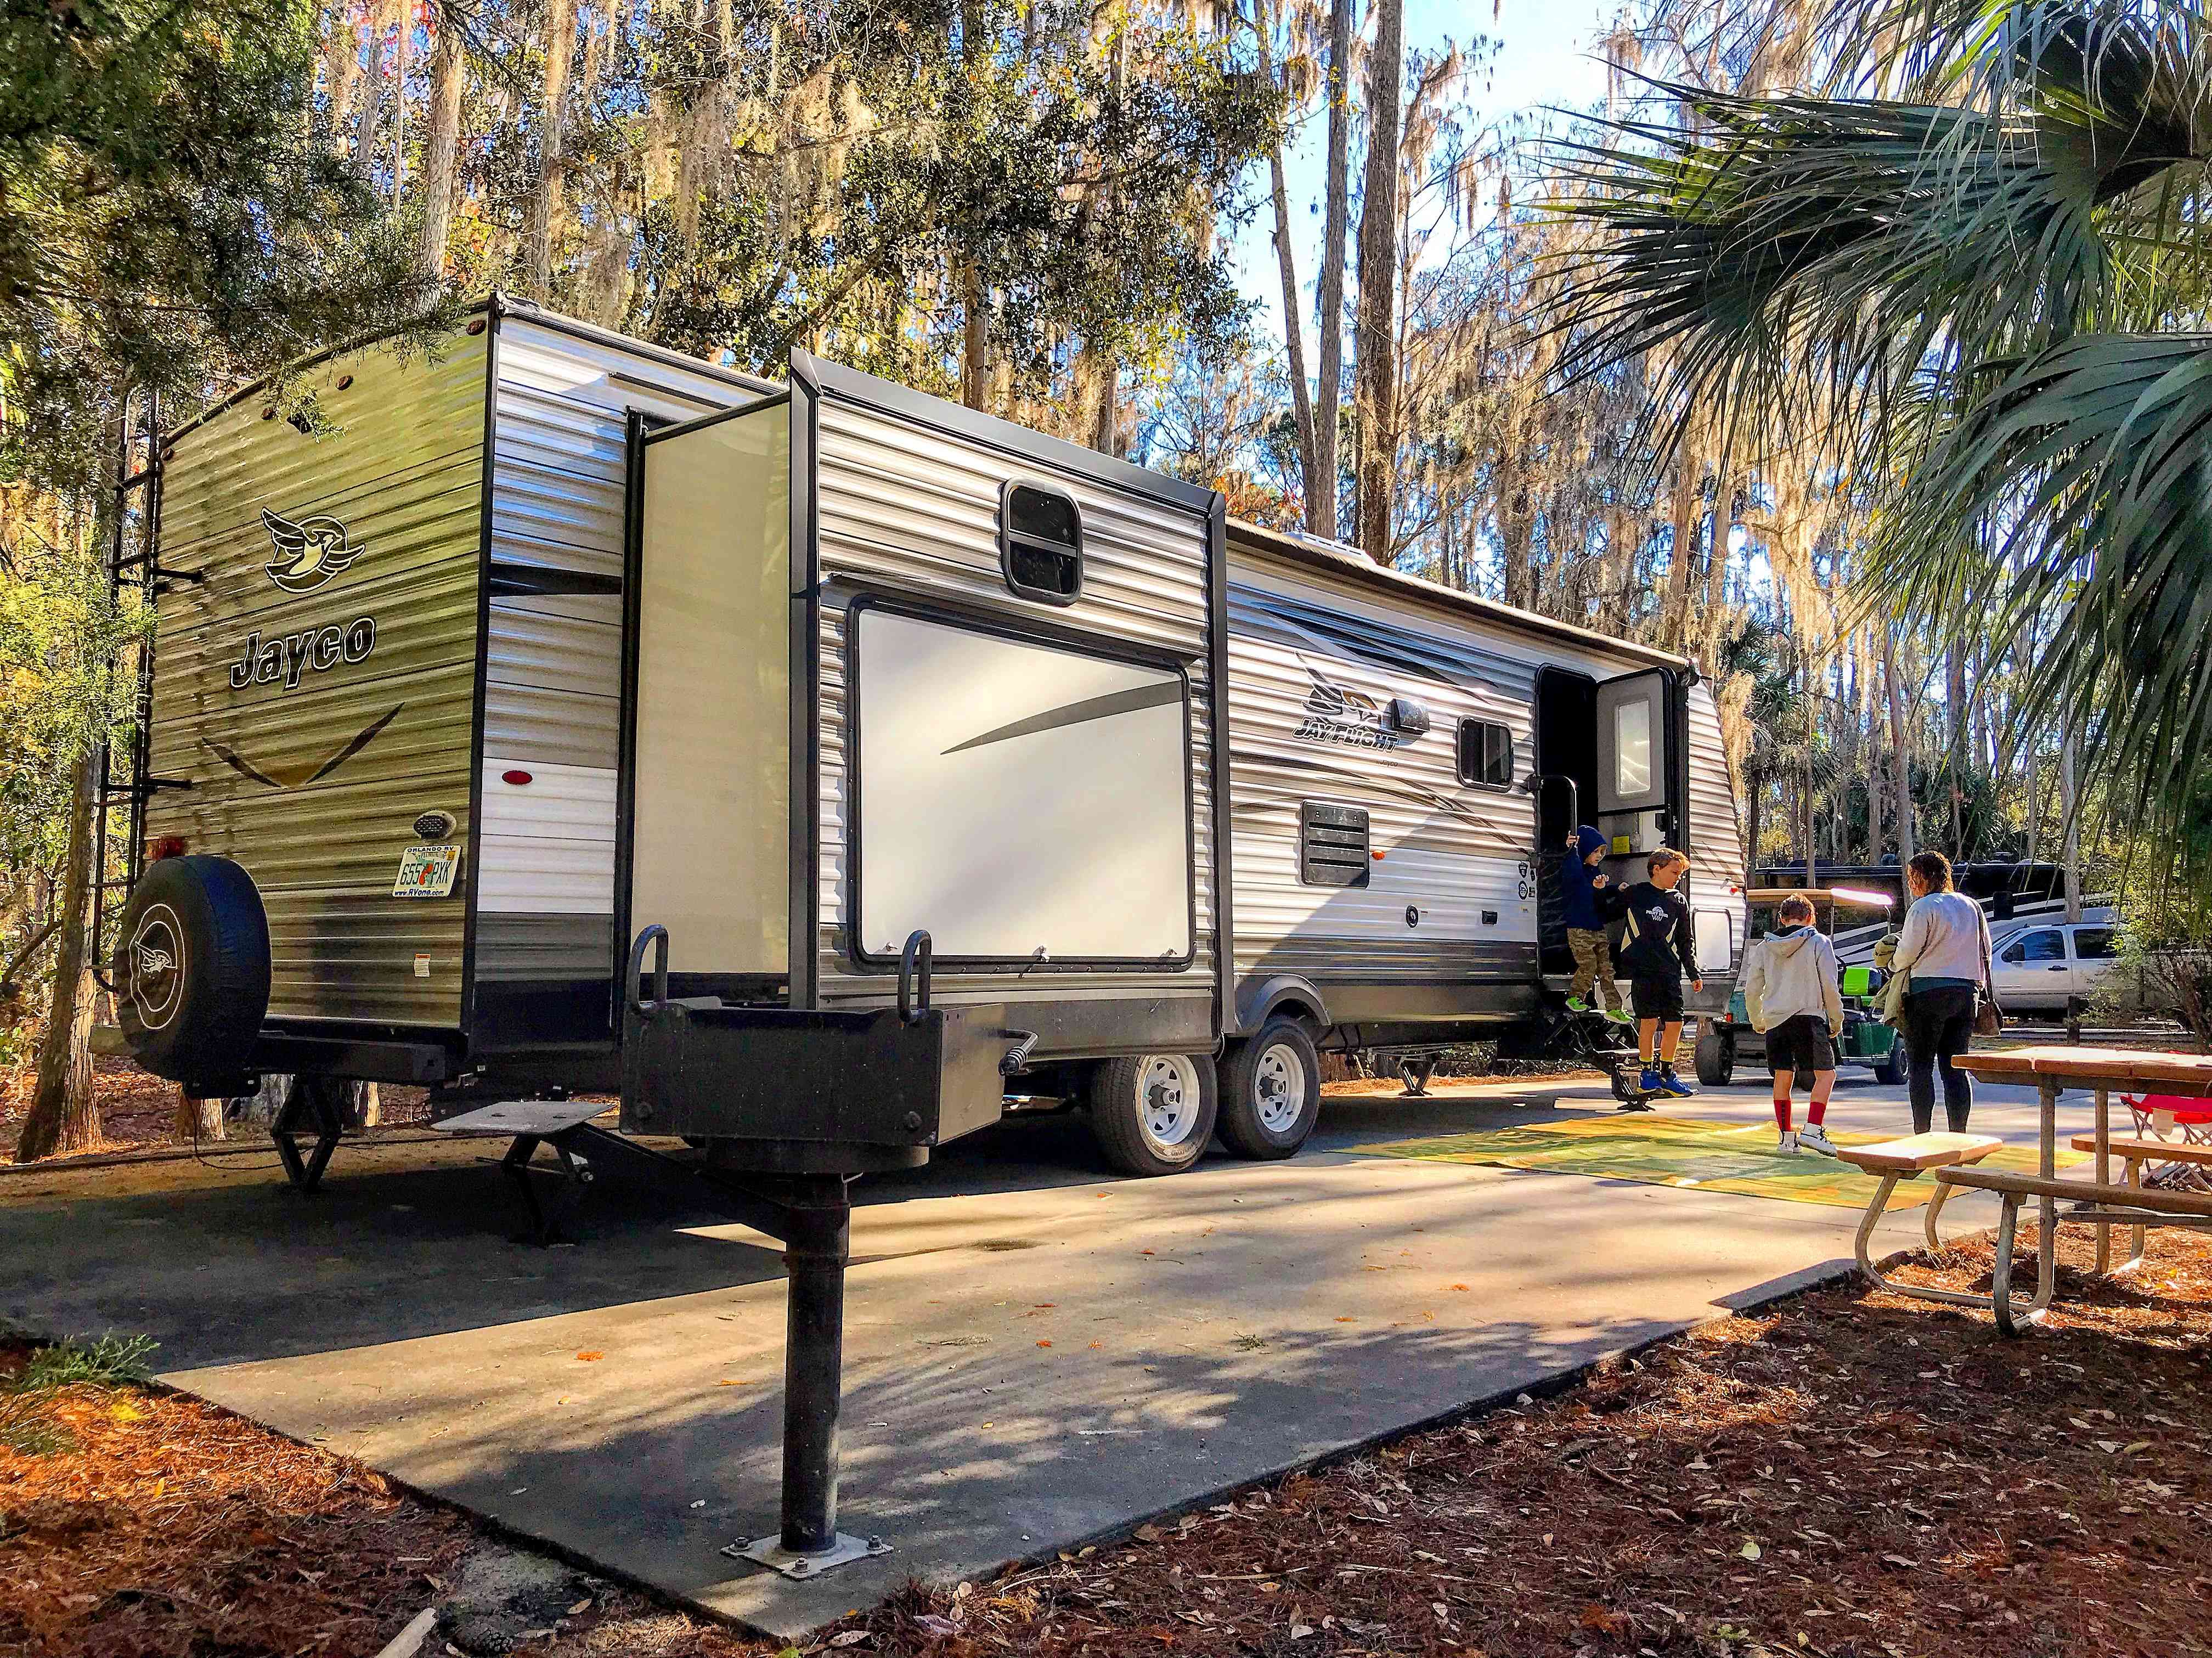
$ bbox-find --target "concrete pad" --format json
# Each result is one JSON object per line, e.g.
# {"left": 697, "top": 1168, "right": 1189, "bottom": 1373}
{"left": 0, "top": 1070, "right": 2086, "bottom": 1640}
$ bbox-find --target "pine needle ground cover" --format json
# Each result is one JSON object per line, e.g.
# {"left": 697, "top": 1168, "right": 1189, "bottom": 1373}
{"left": 4, "top": 1234, "right": 2208, "bottom": 1658}
{"left": 1346, "top": 1116, "right": 2085, "bottom": 1209}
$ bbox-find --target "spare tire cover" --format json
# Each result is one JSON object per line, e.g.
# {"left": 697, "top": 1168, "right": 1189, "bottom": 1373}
{"left": 111, "top": 855, "right": 270, "bottom": 1088}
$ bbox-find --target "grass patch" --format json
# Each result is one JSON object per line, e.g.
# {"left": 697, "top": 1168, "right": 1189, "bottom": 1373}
{"left": 0, "top": 1333, "right": 157, "bottom": 1454}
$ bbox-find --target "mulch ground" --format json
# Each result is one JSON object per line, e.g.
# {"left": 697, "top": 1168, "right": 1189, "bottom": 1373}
{"left": 5, "top": 1231, "right": 2209, "bottom": 1658}
{"left": 0, "top": 1059, "right": 435, "bottom": 1164}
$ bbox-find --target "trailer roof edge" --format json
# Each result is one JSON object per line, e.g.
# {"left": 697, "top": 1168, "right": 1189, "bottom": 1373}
{"left": 797, "top": 352, "right": 1222, "bottom": 518}
{"left": 1227, "top": 517, "right": 1690, "bottom": 674}
{"left": 157, "top": 293, "right": 781, "bottom": 449}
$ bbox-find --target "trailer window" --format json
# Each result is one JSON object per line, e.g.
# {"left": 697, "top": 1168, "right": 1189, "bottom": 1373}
{"left": 1300, "top": 802, "right": 1370, "bottom": 888}
{"left": 1000, "top": 481, "right": 1083, "bottom": 605}
{"left": 1457, "top": 719, "right": 1515, "bottom": 788}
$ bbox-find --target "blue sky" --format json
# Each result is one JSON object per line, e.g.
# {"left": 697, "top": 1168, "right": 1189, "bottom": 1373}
{"left": 1228, "top": 0, "right": 1617, "bottom": 346}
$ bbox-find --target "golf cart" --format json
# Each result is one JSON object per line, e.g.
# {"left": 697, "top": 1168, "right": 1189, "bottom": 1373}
{"left": 1693, "top": 888, "right": 1906, "bottom": 1086}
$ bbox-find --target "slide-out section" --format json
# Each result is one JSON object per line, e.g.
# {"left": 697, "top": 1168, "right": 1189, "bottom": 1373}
{"left": 849, "top": 605, "right": 1192, "bottom": 966}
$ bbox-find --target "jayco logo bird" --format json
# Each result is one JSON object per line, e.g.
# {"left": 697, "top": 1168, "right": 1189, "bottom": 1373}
{"left": 1293, "top": 660, "right": 1401, "bottom": 751}
{"left": 261, "top": 506, "right": 363, "bottom": 593}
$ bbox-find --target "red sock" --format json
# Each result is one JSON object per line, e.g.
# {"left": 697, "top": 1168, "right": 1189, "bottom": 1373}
{"left": 1807, "top": 1098, "right": 1828, "bottom": 1128}
{"left": 1772, "top": 1097, "right": 1793, "bottom": 1132}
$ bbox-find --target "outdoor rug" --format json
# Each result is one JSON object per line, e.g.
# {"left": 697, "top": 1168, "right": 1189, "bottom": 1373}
{"left": 1345, "top": 1114, "right": 2084, "bottom": 1209}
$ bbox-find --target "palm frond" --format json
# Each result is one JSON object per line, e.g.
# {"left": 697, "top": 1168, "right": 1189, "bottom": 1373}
{"left": 1872, "top": 330, "right": 2212, "bottom": 804}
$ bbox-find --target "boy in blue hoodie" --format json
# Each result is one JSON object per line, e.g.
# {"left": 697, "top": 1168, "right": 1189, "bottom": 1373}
{"left": 1561, "top": 826, "right": 1632, "bottom": 1023}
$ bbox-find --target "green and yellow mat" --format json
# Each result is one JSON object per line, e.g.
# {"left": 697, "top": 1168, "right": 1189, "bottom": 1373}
{"left": 1345, "top": 1115, "right": 2083, "bottom": 1210}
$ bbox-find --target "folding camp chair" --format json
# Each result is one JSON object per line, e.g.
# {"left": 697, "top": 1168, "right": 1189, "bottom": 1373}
{"left": 2121, "top": 1093, "right": 2212, "bottom": 1191}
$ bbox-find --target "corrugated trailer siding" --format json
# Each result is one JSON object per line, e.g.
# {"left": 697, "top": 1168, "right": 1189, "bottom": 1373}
{"left": 812, "top": 397, "right": 1215, "bottom": 1023}
{"left": 476, "top": 318, "right": 754, "bottom": 997}
{"left": 1225, "top": 561, "right": 1541, "bottom": 990}
{"left": 1685, "top": 680, "right": 1748, "bottom": 907}
{"left": 145, "top": 331, "right": 488, "bottom": 1024}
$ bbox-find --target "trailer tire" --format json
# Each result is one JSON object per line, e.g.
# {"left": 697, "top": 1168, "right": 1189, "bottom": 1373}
{"left": 1693, "top": 1026, "right": 1735, "bottom": 1086}
{"left": 110, "top": 855, "right": 270, "bottom": 1091}
{"left": 1217, "top": 1019, "right": 1322, "bottom": 1160}
{"left": 1087, "top": 1053, "right": 1217, "bottom": 1177}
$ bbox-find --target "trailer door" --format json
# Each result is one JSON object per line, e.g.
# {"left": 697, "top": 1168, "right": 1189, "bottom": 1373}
{"left": 1593, "top": 667, "right": 1677, "bottom": 856}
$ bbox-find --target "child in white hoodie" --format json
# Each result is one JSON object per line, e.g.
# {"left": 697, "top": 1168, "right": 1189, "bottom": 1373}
{"left": 1740, "top": 894, "right": 1845, "bottom": 1155}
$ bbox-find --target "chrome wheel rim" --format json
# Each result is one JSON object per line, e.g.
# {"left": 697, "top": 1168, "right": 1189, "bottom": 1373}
{"left": 1138, "top": 1054, "right": 1203, "bottom": 1155}
{"left": 1252, "top": 1042, "right": 1307, "bottom": 1133}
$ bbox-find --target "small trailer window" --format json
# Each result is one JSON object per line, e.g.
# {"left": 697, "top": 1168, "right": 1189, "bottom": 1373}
{"left": 1300, "top": 802, "right": 1370, "bottom": 888}
{"left": 1000, "top": 481, "right": 1083, "bottom": 605}
{"left": 1457, "top": 719, "right": 1515, "bottom": 788}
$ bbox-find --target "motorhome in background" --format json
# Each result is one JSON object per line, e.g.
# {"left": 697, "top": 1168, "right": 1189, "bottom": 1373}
{"left": 105, "top": 297, "right": 1751, "bottom": 1185}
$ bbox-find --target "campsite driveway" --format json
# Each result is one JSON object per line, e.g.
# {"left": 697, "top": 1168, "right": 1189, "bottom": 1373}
{"left": 0, "top": 1068, "right": 2073, "bottom": 1639}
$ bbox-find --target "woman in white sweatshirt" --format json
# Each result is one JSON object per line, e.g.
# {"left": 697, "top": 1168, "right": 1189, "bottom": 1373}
{"left": 1740, "top": 893, "right": 1844, "bottom": 1155}
{"left": 1889, "top": 850, "right": 1995, "bottom": 1133}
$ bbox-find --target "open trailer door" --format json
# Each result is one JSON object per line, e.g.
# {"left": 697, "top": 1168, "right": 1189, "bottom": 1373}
{"left": 1593, "top": 666, "right": 1678, "bottom": 858}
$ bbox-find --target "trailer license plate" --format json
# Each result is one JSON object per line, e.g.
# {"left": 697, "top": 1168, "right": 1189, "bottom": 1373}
{"left": 393, "top": 844, "right": 462, "bottom": 898}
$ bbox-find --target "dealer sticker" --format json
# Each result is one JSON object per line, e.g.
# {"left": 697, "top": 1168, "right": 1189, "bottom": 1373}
{"left": 393, "top": 843, "right": 462, "bottom": 898}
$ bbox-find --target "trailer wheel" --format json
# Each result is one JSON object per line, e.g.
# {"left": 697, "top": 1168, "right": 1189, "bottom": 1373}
{"left": 110, "top": 855, "right": 270, "bottom": 1091}
{"left": 1693, "top": 1025, "right": 1735, "bottom": 1086}
{"left": 1087, "top": 1053, "right": 1218, "bottom": 1177}
{"left": 1217, "top": 1019, "right": 1322, "bottom": 1160}
{"left": 1872, "top": 1029, "right": 1908, "bottom": 1087}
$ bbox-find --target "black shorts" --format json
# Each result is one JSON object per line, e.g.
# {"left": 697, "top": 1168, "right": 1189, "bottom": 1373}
{"left": 1630, "top": 975, "right": 1684, "bottom": 1022}
{"left": 1768, "top": 1013, "right": 1836, "bottom": 1075}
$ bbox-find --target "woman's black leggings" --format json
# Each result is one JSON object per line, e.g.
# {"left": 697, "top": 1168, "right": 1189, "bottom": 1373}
{"left": 1903, "top": 985, "right": 1978, "bottom": 1133}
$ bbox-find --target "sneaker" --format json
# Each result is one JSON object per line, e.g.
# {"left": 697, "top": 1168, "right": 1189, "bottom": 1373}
{"left": 1603, "top": 1006, "right": 1635, "bottom": 1026}
{"left": 1638, "top": 1063, "right": 1663, "bottom": 1094}
{"left": 1777, "top": 1130, "right": 1801, "bottom": 1155}
{"left": 1565, "top": 995, "right": 1592, "bottom": 1014}
{"left": 1798, "top": 1123, "right": 1839, "bottom": 1157}
{"left": 1656, "top": 1067, "right": 1695, "bottom": 1098}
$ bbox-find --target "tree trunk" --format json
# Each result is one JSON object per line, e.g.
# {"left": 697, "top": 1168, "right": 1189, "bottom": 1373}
{"left": 176, "top": 1089, "right": 227, "bottom": 1142}
{"left": 1698, "top": 448, "right": 1736, "bottom": 667}
{"left": 1352, "top": 0, "right": 1404, "bottom": 565}
{"left": 15, "top": 750, "right": 100, "bottom": 1163}
{"left": 1256, "top": 4, "right": 1317, "bottom": 517}
{"left": 1945, "top": 636, "right": 1967, "bottom": 851}
{"left": 2061, "top": 732, "right": 2081, "bottom": 923}
{"left": 1308, "top": 0, "right": 1354, "bottom": 542}
{"left": 416, "top": 0, "right": 469, "bottom": 278}
{"left": 353, "top": 1, "right": 387, "bottom": 183}
{"left": 962, "top": 264, "right": 989, "bottom": 410}
{"left": 1884, "top": 631, "right": 1914, "bottom": 865}
{"left": 323, "top": 6, "right": 364, "bottom": 148}
{"left": 1662, "top": 448, "right": 1700, "bottom": 650}
{"left": 525, "top": 0, "right": 578, "bottom": 300}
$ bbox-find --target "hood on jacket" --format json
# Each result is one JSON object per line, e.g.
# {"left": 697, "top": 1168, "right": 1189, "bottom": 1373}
{"left": 1572, "top": 825, "right": 1608, "bottom": 862}
{"left": 1762, "top": 924, "right": 1821, "bottom": 959}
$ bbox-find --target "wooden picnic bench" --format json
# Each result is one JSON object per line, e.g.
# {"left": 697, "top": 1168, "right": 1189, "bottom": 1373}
{"left": 1835, "top": 1132, "right": 2006, "bottom": 1310}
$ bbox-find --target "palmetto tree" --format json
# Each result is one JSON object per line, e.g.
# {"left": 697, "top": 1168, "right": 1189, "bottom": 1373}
{"left": 1549, "top": 0, "right": 2212, "bottom": 828}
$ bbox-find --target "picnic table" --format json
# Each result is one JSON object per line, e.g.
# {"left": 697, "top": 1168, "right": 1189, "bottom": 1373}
{"left": 1835, "top": 1046, "right": 2212, "bottom": 1334}
{"left": 1948, "top": 1046, "right": 2212, "bottom": 1330}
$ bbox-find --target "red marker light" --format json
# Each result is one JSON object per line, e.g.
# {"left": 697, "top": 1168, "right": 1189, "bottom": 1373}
{"left": 501, "top": 769, "right": 533, "bottom": 786}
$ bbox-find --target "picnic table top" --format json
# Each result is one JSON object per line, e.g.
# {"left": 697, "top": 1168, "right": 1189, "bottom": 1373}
{"left": 1954, "top": 1044, "right": 2212, "bottom": 1095}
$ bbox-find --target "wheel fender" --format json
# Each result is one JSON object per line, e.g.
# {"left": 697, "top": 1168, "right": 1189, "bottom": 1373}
{"left": 1233, "top": 975, "right": 1327, "bottom": 1040}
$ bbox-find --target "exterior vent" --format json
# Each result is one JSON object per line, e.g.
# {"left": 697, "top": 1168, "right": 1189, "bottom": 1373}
{"left": 1300, "top": 802, "right": 1370, "bottom": 888}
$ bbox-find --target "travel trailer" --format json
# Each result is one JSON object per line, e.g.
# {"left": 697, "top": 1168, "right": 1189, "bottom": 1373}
{"left": 105, "top": 297, "right": 1749, "bottom": 1181}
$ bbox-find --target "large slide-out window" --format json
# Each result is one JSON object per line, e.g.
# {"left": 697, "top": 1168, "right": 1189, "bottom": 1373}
{"left": 630, "top": 403, "right": 791, "bottom": 975}
{"left": 851, "top": 606, "right": 1192, "bottom": 965}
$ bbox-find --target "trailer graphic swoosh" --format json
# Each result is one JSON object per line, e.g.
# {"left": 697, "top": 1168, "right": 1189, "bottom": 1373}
{"left": 941, "top": 681, "right": 1183, "bottom": 755}
{"left": 204, "top": 704, "right": 405, "bottom": 789}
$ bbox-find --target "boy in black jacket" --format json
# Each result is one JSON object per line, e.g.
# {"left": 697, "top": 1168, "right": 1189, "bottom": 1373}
{"left": 1616, "top": 847, "right": 1703, "bottom": 1097}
